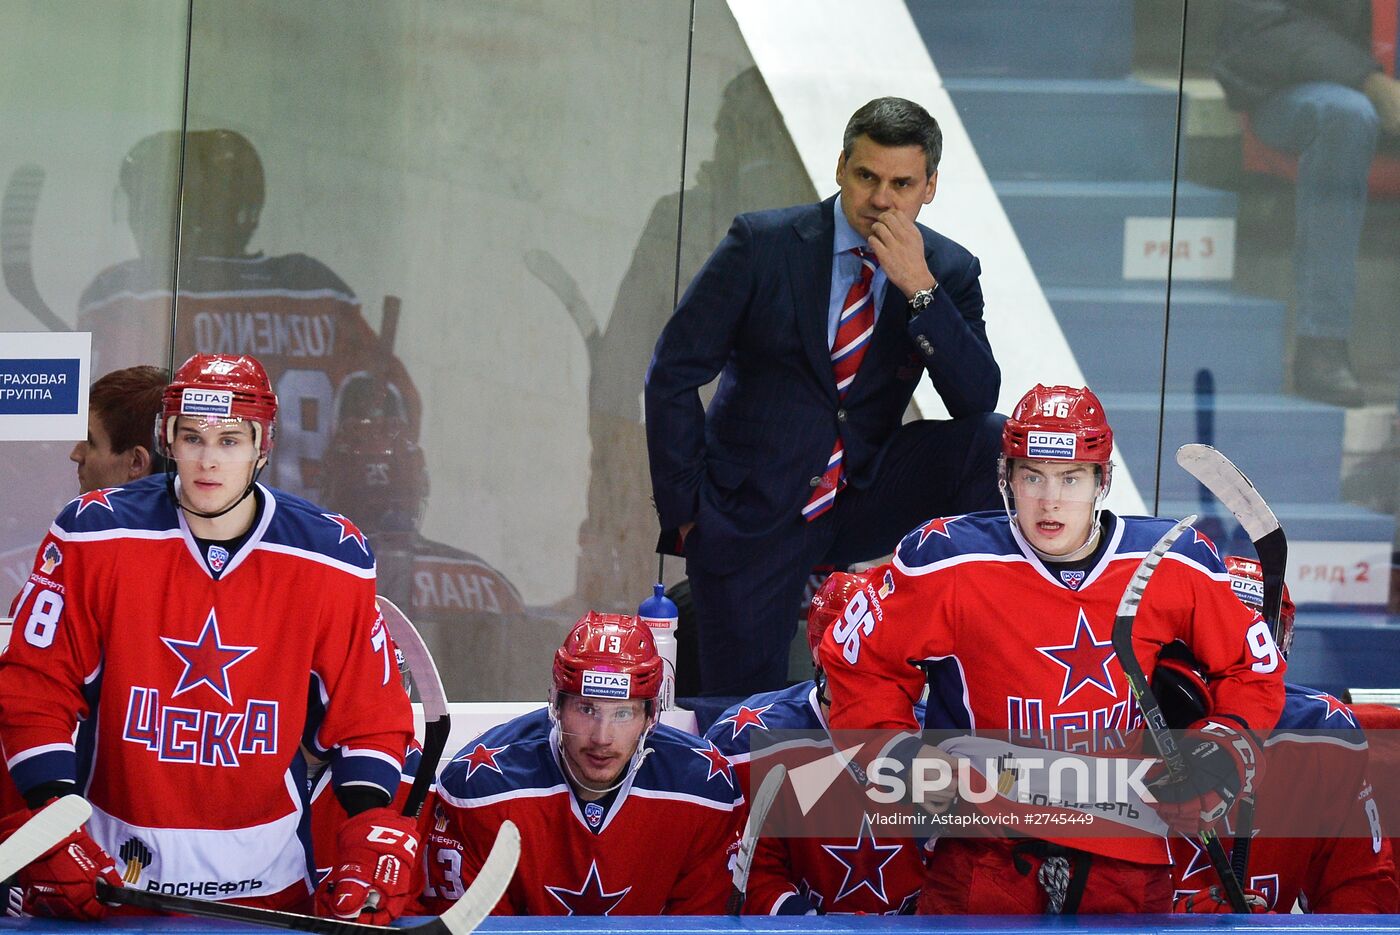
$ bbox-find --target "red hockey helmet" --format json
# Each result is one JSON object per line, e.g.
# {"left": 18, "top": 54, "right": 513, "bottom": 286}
{"left": 1224, "top": 554, "right": 1296, "bottom": 657}
{"left": 1003, "top": 384, "right": 1114, "bottom": 465}
{"left": 807, "top": 571, "right": 865, "bottom": 664}
{"left": 158, "top": 354, "right": 278, "bottom": 458}
{"left": 553, "top": 612, "right": 662, "bottom": 702}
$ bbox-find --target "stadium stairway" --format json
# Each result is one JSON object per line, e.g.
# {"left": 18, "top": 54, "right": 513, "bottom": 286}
{"left": 908, "top": 0, "right": 1398, "bottom": 695}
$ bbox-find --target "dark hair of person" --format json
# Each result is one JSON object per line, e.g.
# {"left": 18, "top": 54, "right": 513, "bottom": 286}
{"left": 843, "top": 97, "right": 942, "bottom": 176}
{"left": 90, "top": 365, "right": 167, "bottom": 454}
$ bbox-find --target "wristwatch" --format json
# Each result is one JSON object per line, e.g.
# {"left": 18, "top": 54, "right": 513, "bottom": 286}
{"left": 908, "top": 284, "right": 938, "bottom": 312}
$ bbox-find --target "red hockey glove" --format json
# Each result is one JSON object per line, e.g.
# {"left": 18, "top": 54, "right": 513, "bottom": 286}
{"left": 1173, "top": 886, "right": 1271, "bottom": 913}
{"left": 315, "top": 807, "right": 421, "bottom": 924}
{"left": 0, "top": 805, "right": 122, "bottom": 921}
{"left": 1147, "top": 719, "right": 1261, "bottom": 834}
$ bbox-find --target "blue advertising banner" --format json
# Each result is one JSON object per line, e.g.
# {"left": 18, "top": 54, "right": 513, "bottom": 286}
{"left": 0, "top": 358, "right": 80, "bottom": 415}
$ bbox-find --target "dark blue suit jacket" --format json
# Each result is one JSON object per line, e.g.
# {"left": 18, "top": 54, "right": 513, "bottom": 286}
{"left": 644, "top": 196, "right": 998, "bottom": 571}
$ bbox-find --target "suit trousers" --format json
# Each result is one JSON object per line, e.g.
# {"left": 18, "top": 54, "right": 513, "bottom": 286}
{"left": 686, "top": 411, "right": 1005, "bottom": 696}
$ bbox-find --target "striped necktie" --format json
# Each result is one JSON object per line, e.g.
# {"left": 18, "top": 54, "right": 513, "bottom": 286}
{"left": 803, "top": 247, "right": 877, "bottom": 521}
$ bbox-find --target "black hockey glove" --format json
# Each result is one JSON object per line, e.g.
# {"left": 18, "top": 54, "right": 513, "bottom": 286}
{"left": 1147, "top": 719, "right": 1261, "bottom": 834}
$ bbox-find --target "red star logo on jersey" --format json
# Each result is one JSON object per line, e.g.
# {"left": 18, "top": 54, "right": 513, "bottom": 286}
{"left": 692, "top": 741, "right": 734, "bottom": 789}
{"left": 716, "top": 704, "right": 772, "bottom": 740}
{"left": 914, "top": 514, "right": 962, "bottom": 548}
{"left": 72, "top": 487, "right": 119, "bottom": 516}
{"left": 454, "top": 742, "right": 509, "bottom": 779}
{"left": 322, "top": 513, "right": 368, "bottom": 554}
{"left": 1307, "top": 693, "right": 1356, "bottom": 727}
{"left": 545, "top": 860, "right": 631, "bottom": 915}
{"left": 161, "top": 609, "right": 257, "bottom": 705}
{"left": 1190, "top": 527, "right": 1221, "bottom": 562}
{"left": 820, "top": 814, "right": 902, "bottom": 904}
{"left": 1174, "top": 833, "right": 1213, "bottom": 881}
{"left": 1035, "top": 609, "right": 1117, "bottom": 704}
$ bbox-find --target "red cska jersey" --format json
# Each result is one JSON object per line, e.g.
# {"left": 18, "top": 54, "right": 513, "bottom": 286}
{"left": 0, "top": 476, "right": 413, "bottom": 903}
{"left": 433, "top": 709, "right": 743, "bottom": 915}
{"left": 821, "top": 511, "right": 1286, "bottom": 864}
{"left": 1169, "top": 685, "right": 1398, "bottom": 912}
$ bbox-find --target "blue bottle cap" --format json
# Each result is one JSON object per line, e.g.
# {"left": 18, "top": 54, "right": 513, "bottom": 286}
{"left": 637, "top": 582, "right": 678, "bottom": 619}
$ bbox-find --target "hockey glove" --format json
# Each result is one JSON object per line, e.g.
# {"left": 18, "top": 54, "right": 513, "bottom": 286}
{"left": 1173, "top": 886, "right": 1271, "bottom": 913}
{"left": 1147, "top": 719, "right": 1261, "bottom": 834}
{"left": 315, "top": 807, "right": 421, "bottom": 924}
{"left": 0, "top": 804, "right": 122, "bottom": 921}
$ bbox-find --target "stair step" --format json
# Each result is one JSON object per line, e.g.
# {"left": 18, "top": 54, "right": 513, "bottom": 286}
{"left": 911, "top": 0, "right": 1133, "bottom": 79}
{"left": 1284, "top": 610, "right": 1400, "bottom": 695}
{"left": 1104, "top": 391, "right": 1344, "bottom": 503}
{"left": 1047, "top": 285, "right": 1286, "bottom": 394}
{"left": 946, "top": 78, "right": 1179, "bottom": 181}
{"left": 1156, "top": 500, "right": 1394, "bottom": 551}
{"left": 996, "top": 180, "right": 1238, "bottom": 286}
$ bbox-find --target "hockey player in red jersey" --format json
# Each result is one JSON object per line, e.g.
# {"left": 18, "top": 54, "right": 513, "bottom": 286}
{"left": 706, "top": 572, "right": 925, "bottom": 915}
{"left": 0, "top": 354, "right": 417, "bottom": 923}
{"left": 1165, "top": 556, "right": 1398, "bottom": 913}
{"left": 431, "top": 613, "right": 743, "bottom": 915}
{"left": 820, "top": 384, "right": 1286, "bottom": 914}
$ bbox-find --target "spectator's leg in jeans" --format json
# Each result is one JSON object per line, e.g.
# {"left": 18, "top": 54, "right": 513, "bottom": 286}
{"left": 1251, "top": 81, "right": 1379, "bottom": 406}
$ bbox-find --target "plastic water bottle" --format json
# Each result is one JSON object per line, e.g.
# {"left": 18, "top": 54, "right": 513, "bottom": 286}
{"left": 636, "top": 583, "right": 678, "bottom": 710}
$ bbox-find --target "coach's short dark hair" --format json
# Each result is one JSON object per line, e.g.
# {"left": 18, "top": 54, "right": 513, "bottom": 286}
{"left": 843, "top": 97, "right": 942, "bottom": 176}
{"left": 91, "top": 365, "right": 167, "bottom": 454}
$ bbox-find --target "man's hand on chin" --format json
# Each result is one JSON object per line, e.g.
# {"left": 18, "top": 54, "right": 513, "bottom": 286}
{"left": 867, "top": 210, "right": 935, "bottom": 298}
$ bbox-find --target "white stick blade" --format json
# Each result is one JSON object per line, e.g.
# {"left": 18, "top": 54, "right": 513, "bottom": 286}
{"left": 733, "top": 763, "right": 787, "bottom": 890}
{"left": 0, "top": 795, "right": 91, "bottom": 880}
{"left": 1175, "top": 444, "right": 1280, "bottom": 541}
{"left": 377, "top": 595, "right": 449, "bottom": 718}
{"left": 439, "top": 819, "right": 520, "bottom": 935}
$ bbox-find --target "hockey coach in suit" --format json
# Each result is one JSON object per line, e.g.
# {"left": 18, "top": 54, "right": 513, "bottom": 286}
{"left": 646, "top": 96, "right": 1004, "bottom": 696}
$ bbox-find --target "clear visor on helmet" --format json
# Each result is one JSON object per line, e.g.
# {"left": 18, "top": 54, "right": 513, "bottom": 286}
{"left": 166, "top": 415, "right": 263, "bottom": 464}
{"left": 1006, "top": 460, "right": 1103, "bottom": 503}
{"left": 552, "top": 690, "right": 652, "bottom": 733}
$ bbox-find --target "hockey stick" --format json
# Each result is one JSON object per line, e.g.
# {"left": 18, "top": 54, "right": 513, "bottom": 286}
{"left": 1110, "top": 515, "right": 1249, "bottom": 914}
{"left": 377, "top": 595, "right": 450, "bottom": 819}
{"left": 523, "top": 249, "right": 599, "bottom": 343}
{"left": 1175, "top": 443, "right": 1287, "bottom": 891}
{"left": 1, "top": 164, "right": 67, "bottom": 332}
{"left": 96, "top": 819, "right": 519, "bottom": 935}
{"left": 726, "top": 763, "right": 787, "bottom": 916}
{"left": 0, "top": 795, "right": 91, "bottom": 881}
{"left": 1191, "top": 370, "right": 1229, "bottom": 546}
{"left": 1175, "top": 444, "right": 1287, "bottom": 631}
